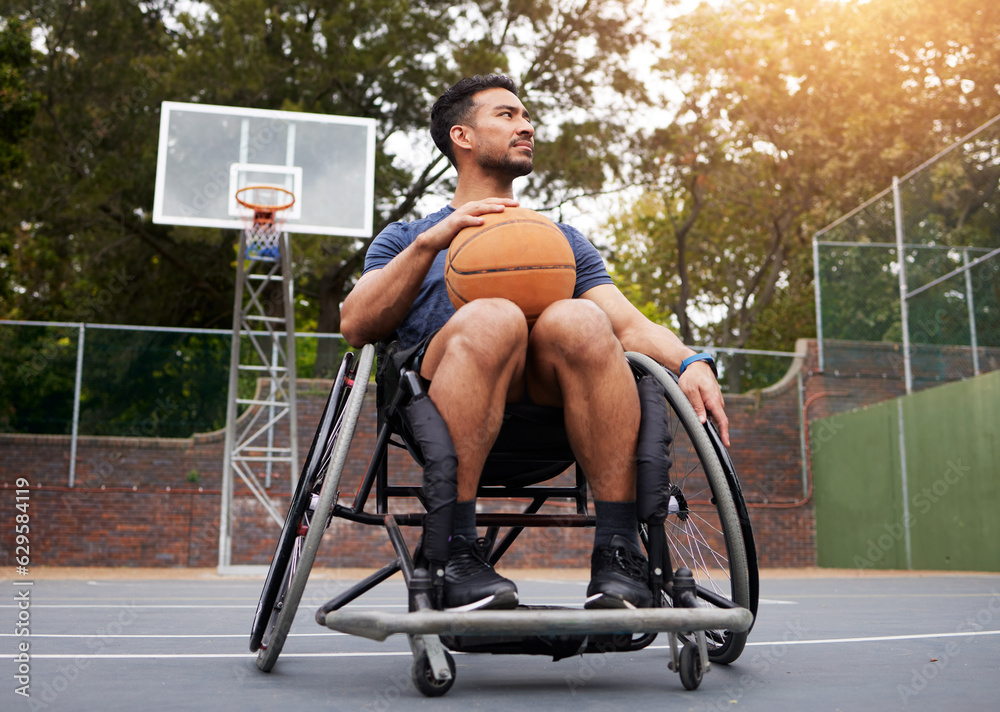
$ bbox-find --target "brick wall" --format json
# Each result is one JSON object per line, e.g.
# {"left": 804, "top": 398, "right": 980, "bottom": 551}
{"left": 3, "top": 339, "right": 992, "bottom": 570}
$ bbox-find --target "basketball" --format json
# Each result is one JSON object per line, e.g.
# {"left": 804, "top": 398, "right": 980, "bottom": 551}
{"left": 445, "top": 208, "right": 577, "bottom": 325}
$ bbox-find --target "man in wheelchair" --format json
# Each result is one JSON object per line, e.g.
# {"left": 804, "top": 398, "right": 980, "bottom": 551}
{"left": 340, "top": 74, "right": 729, "bottom": 614}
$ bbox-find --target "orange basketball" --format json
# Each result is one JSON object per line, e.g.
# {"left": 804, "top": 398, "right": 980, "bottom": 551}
{"left": 445, "top": 208, "right": 577, "bottom": 325}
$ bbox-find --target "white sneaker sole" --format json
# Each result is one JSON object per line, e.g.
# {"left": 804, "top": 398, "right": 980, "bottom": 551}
{"left": 584, "top": 593, "right": 637, "bottom": 609}
{"left": 446, "top": 591, "right": 519, "bottom": 612}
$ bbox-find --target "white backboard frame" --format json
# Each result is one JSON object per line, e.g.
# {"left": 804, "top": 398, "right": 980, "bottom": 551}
{"left": 153, "top": 102, "right": 376, "bottom": 237}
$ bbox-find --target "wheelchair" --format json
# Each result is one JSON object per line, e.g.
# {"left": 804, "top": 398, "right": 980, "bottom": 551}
{"left": 250, "top": 342, "right": 758, "bottom": 696}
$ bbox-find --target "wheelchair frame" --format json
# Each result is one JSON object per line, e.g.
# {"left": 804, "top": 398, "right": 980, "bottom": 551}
{"left": 250, "top": 344, "right": 758, "bottom": 696}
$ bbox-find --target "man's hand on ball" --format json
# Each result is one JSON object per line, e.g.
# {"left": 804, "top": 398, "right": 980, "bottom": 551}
{"left": 420, "top": 198, "right": 519, "bottom": 252}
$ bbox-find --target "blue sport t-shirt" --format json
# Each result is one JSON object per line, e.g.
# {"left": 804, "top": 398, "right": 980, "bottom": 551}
{"left": 363, "top": 205, "right": 614, "bottom": 349}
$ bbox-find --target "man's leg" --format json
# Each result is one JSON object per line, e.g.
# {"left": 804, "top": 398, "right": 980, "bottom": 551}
{"left": 526, "top": 299, "right": 652, "bottom": 608}
{"left": 526, "top": 299, "right": 639, "bottom": 499}
{"left": 420, "top": 298, "right": 528, "bottom": 498}
{"left": 418, "top": 298, "right": 527, "bottom": 609}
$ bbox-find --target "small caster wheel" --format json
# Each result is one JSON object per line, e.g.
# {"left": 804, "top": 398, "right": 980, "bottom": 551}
{"left": 412, "top": 649, "right": 456, "bottom": 697}
{"left": 679, "top": 640, "right": 703, "bottom": 690}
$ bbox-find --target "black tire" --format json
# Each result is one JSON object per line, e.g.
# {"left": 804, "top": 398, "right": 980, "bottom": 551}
{"left": 250, "top": 351, "right": 354, "bottom": 653}
{"left": 411, "top": 650, "right": 456, "bottom": 698}
{"left": 626, "top": 353, "right": 756, "bottom": 665}
{"left": 679, "top": 640, "right": 703, "bottom": 691}
{"left": 250, "top": 345, "right": 375, "bottom": 672}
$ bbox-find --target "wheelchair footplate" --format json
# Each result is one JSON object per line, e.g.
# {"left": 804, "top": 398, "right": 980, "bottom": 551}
{"left": 321, "top": 601, "right": 752, "bottom": 694}
{"left": 322, "top": 604, "right": 751, "bottom": 642}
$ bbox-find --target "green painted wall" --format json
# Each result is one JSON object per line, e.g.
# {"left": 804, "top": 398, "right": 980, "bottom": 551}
{"left": 813, "top": 369, "right": 1000, "bottom": 571}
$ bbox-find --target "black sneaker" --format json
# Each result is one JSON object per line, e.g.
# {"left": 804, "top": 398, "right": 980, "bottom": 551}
{"left": 585, "top": 534, "right": 653, "bottom": 609}
{"left": 443, "top": 536, "right": 519, "bottom": 611}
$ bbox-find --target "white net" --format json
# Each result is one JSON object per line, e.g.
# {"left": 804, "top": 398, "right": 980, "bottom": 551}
{"left": 244, "top": 215, "right": 282, "bottom": 261}
{"left": 237, "top": 186, "right": 294, "bottom": 261}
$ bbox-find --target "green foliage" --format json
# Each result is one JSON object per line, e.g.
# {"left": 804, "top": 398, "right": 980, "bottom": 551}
{"left": 0, "top": 18, "right": 38, "bottom": 176}
{"left": 77, "top": 329, "right": 233, "bottom": 437}
{"left": 5, "top": 0, "right": 999, "bottom": 417}
{"left": 608, "top": 0, "right": 1000, "bottom": 394}
{"left": 0, "top": 325, "right": 77, "bottom": 433}
{"left": 2, "top": 0, "right": 650, "bottom": 427}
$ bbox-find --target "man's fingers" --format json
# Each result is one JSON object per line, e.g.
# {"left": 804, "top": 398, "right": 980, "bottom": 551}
{"left": 687, "top": 387, "right": 708, "bottom": 425}
{"left": 681, "top": 373, "right": 731, "bottom": 448}
{"left": 701, "top": 386, "right": 730, "bottom": 448}
{"left": 710, "top": 400, "right": 731, "bottom": 448}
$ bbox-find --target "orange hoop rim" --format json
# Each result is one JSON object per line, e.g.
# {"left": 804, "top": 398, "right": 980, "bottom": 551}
{"left": 235, "top": 185, "right": 296, "bottom": 214}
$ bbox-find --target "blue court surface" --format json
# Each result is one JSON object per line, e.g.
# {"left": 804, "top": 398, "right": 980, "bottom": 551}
{"left": 3, "top": 568, "right": 999, "bottom": 712}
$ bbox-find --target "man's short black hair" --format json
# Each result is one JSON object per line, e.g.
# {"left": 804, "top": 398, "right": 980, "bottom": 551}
{"left": 430, "top": 74, "right": 519, "bottom": 167}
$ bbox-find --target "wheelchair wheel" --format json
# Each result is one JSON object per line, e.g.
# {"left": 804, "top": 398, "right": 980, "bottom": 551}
{"left": 626, "top": 353, "right": 757, "bottom": 665}
{"left": 411, "top": 650, "right": 456, "bottom": 697}
{"left": 250, "top": 352, "right": 354, "bottom": 654}
{"left": 678, "top": 640, "right": 703, "bottom": 690}
{"left": 250, "top": 344, "right": 375, "bottom": 672}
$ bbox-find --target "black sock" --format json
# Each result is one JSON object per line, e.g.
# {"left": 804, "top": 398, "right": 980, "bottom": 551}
{"left": 451, "top": 500, "right": 478, "bottom": 546}
{"left": 594, "top": 500, "right": 640, "bottom": 552}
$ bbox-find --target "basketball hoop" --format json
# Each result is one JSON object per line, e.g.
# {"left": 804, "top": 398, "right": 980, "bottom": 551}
{"left": 235, "top": 186, "right": 296, "bottom": 261}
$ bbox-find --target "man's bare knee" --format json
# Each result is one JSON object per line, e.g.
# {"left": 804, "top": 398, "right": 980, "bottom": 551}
{"left": 426, "top": 299, "right": 528, "bottom": 376}
{"left": 531, "top": 300, "right": 618, "bottom": 367}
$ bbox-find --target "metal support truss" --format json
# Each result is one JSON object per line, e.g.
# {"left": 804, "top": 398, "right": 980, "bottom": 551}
{"left": 219, "top": 229, "right": 298, "bottom": 570}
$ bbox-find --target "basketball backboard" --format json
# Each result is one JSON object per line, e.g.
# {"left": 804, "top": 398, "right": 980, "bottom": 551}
{"left": 153, "top": 102, "right": 376, "bottom": 237}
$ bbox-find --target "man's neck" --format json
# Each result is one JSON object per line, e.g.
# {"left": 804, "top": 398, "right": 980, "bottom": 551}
{"left": 449, "top": 172, "right": 516, "bottom": 207}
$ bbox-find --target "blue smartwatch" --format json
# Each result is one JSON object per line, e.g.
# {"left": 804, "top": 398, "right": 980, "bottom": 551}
{"left": 679, "top": 353, "right": 718, "bottom": 378}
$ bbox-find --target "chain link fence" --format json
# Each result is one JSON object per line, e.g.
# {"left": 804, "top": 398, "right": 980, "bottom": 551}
{"left": 1, "top": 321, "right": 798, "bottom": 439}
{"left": 0, "top": 321, "right": 349, "bottom": 439}
{"left": 814, "top": 113, "right": 1000, "bottom": 392}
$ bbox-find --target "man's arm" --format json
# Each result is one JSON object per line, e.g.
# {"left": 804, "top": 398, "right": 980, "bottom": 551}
{"left": 340, "top": 198, "right": 519, "bottom": 347}
{"left": 581, "top": 283, "right": 730, "bottom": 446}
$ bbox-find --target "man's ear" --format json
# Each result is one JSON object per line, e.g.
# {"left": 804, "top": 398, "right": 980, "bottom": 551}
{"left": 450, "top": 124, "right": 474, "bottom": 153}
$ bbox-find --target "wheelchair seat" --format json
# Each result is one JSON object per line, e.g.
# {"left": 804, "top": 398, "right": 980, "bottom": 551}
{"left": 250, "top": 343, "right": 759, "bottom": 696}
{"left": 377, "top": 339, "right": 578, "bottom": 488}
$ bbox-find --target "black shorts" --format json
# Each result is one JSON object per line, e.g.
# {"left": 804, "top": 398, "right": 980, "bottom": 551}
{"left": 381, "top": 333, "right": 575, "bottom": 486}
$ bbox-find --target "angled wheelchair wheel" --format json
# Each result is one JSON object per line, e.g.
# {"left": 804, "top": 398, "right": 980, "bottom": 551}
{"left": 250, "top": 344, "right": 375, "bottom": 672}
{"left": 627, "top": 353, "right": 757, "bottom": 665}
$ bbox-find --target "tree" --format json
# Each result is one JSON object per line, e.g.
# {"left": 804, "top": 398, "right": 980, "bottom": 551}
{"left": 1, "top": 1, "right": 241, "bottom": 435}
{"left": 1, "top": 0, "right": 233, "bottom": 327}
{"left": 0, "top": 17, "right": 40, "bottom": 325}
{"left": 1, "top": 0, "right": 652, "bottom": 430}
{"left": 161, "top": 0, "right": 651, "bottom": 373}
{"left": 609, "top": 0, "right": 1000, "bottom": 390}
{"left": 0, "top": 18, "right": 37, "bottom": 178}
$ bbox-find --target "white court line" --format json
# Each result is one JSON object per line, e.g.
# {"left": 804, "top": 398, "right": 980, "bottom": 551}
{"left": 23, "top": 629, "right": 1000, "bottom": 660}
{"left": 746, "top": 629, "right": 1000, "bottom": 646}
{"left": 0, "top": 600, "right": 796, "bottom": 609}
{"left": 0, "top": 633, "right": 343, "bottom": 638}
{"left": 29, "top": 652, "right": 412, "bottom": 660}
{"left": 651, "top": 628, "right": 1000, "bottom": 650}
{"left": 0, "top": 603, "right": 410, "bottom": 609}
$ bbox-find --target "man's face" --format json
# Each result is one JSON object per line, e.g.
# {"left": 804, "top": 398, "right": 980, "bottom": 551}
{"left": 466, "top": 87, "right": 534, "bottom": 178}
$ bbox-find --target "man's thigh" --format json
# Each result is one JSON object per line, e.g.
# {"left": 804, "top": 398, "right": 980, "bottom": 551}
{"left": 524, "top": 299, "right": 622, "bottom": 407}
{"left": 418, "top": 300, "right": 528, "bottom": 402}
